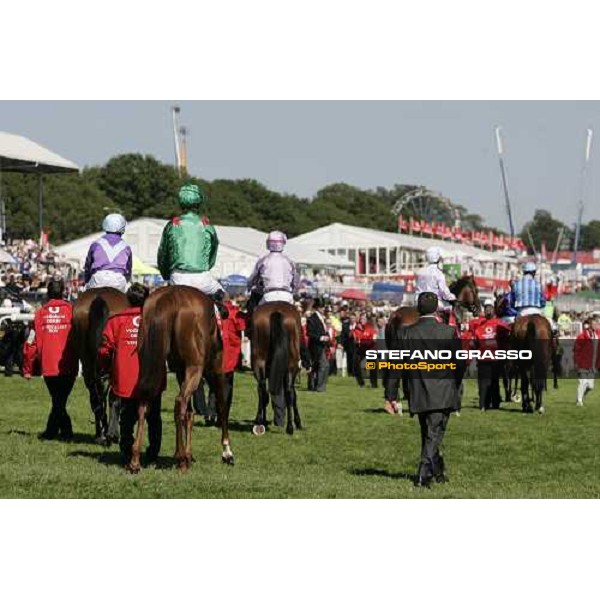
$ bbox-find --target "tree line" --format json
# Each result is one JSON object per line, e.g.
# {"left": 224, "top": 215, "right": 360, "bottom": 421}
{"left": 0, "top": 153, "right": 598, "bottom": 254}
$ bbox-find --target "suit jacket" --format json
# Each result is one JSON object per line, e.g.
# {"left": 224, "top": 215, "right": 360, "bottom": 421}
{"left": 307, "top": 312, "right": 328, "bottom": 361}
{"left": 400, "top": 316, "right": 466, "bottom": 415}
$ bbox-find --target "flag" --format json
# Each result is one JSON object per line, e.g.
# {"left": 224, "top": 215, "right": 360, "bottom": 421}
{"left": 422, "top": 220, "right": 432, "bottom": 235}
{"left": 398, "top": 215, "right": 408, "bottom": 232}
{"left": 412, "top": 218, "right": 421, "bottom": 233}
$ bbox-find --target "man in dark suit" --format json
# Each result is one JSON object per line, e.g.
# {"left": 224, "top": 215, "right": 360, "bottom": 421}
{"left": 401, "top": 292, "right": 465, "bottom": 488}
{"left": 306, "top": 298, "right": 330, "bottom": 392}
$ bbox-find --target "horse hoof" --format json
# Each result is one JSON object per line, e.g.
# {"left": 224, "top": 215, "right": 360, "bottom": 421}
{"left": 538, "top": 407, "right": 545, "bottom": 415}
{"left": 295, "top": 422, "right": 303, "bottom": 430}
{"left": 222, "top": 454, "right": 235, "bottom": 466}
{"left": 286, "top": 426, "right": 294, "bottom": 435}
{"left": 125, "top": 464, "right": 140, "bottom": 475}
{"left": 252, "top": 424, "right": 266, "bottom": 436}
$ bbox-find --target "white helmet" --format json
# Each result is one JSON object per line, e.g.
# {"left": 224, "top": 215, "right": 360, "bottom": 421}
{"left": 522, "top": 261, "right": 536, "bottom": 274}
{"left": 425, "top": 246, "right": 442, "bottom": 264}
{"left": 266, "top": 231, "right": 287, "bottom": 252}
{"left": 102, "top": 213, "right": 127, "bottom": 235}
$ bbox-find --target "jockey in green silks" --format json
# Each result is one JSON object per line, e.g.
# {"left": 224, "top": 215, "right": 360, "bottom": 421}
{"left": 157, "top": 183, "right": 228, "bottom": 319}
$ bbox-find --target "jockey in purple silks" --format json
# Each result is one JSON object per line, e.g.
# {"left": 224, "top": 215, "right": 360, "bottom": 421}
{"left": 84, "top": 214, "right": 132, "bottom": 293}
{"left": 246, "top": 231, "right": 300, "bottom": 310}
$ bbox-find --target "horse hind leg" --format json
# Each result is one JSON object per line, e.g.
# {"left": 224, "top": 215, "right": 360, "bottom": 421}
{"left": 285, "top": 374, "right": 294, "bottom": 436}
{"left": 175, "top": 366, "right": 202, "bottom": 472}
{"left": 127, "top": 400, "right": 147, "bottom": 474}
{"left": 253, "top": 371, "right": 269, "bottom": 436}
{"left": 213, "top": 372, "right": 234, "bottom": 465}
{"left": 292, "top": 380, "right": 302, "bottom": 430}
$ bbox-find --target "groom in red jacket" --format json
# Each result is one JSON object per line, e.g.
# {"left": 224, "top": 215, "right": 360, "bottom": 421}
{"left": 98, "top": 283, "right": 165, "bottom": 465}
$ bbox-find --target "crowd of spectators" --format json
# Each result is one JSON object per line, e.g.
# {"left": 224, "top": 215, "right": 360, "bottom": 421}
{"left": 0, "top": 239, "right": 76, "bottom": 304}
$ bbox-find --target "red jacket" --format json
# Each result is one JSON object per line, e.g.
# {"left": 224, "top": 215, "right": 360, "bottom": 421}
{"left": 468, "top": 316, "right": 486, "bottom": 335}
{"left": 221, "top": 301, "right": 245, "bottom": 373}
{"left": 99, "top": 307, "right": 165, "bottom": 399}
{"left": 23, "top": 299, "right": 78, "bottom": 377}
{"left": 352, "top": 323, "right": 376, "bottom": 349}
{"left": 574, "top": 330, "right": 600, "bottom": 370}
{"left": 474, "top": 317, "right": 510, "bottom": 359}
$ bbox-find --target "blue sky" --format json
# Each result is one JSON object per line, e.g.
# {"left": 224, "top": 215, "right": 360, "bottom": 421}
{"left": 2, "top": 101, "right": 600, "bottom": 231}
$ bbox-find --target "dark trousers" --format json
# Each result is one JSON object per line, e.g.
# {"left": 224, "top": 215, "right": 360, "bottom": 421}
{"left": 354, "top": 349, "right": 378, "bottom": 388}
{"left": 345, "top": 342, "right": 356, "bottom": 376}
{"left": 309, "top": 347, "right": 329, "bottom": 392}
{"left": 119, "top": 395, "right": 162, "bottom": 463}
{"left": 193, "top": 372, "right": 234, "bottom": 420}
{"left": 43, "top": 374, "right": 76, "bottom": 438}
{"left": 417, "top": 410, "right": 450, "bottom": 480}
{"left": 477, "top": 361, "right": 501, "bottom": 409}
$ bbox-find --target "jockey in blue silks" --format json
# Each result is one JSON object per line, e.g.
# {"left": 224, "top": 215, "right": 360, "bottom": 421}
{"left": 509, "top": 262, "right": 546, "bottom": 317}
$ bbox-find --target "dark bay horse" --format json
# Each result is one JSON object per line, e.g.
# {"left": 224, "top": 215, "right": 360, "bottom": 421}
{"left": 250, "top": 301, "right": 302, "bottom": 436}
{"left": 72, "top": 288, "right": 130, "bottom": 443}
{"left": 137, "top": 285, "right": 233, "bottom": 472}
{"left": 511, "top": 314, "right": 552, "bottom": 414}
{"left": 449, "top": 275, "right": 481, "bottom": 320}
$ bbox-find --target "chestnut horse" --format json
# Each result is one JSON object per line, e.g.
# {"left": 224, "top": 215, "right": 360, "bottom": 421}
{"left": 511, "top": 314, "right": 552, "bottom": 414}
{"left": 250, "top": 302, "right": 302, "bottom": 436}
{"left": 72, "top": 288, "right": 130, "bottom": 444}
{"left": 137, "top": 286, "right": 233, "bottom": 472}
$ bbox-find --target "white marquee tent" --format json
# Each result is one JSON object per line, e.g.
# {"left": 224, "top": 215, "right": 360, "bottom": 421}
{"left": 291, "top": 222, "right": 518, "bottom": 281}
{"left": 55, "top": 218, "right": 352, "bottom": 278}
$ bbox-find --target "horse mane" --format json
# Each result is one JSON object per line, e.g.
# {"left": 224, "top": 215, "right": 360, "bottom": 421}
{"left": 449, "top": 275, "right": 475, "bottom": 295}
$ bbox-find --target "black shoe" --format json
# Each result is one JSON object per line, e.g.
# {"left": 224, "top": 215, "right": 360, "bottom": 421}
{"left": 435, "top": 473, "right": 449, "bottom": 484}
{"left": 38, "top": 430, "right": 58, "bottom": 441}
{"left": 58, "top": 431, "right": 74, "bottom": 441}
{"left": 414, "top": 476, "right": 432, "bottom": 489}
{"left": 145, "top": 451, "right": 159, "bottom": 464}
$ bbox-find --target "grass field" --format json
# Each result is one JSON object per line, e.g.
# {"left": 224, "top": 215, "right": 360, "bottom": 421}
{"left": 0, "top": 371, "right": 599, "bottom": 498}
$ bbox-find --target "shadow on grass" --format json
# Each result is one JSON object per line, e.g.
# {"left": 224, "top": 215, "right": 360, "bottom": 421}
{"left": 68, "top": 449, "right": 180, "bottom": 471}
{"left": 6, "top": 430, "right": 99, "bottom": 445}
{"left": 193, "top": 419, "right": 256, "bottom": 433}
{"left": 349, "top": 467, "right": 414, "bottom": 482}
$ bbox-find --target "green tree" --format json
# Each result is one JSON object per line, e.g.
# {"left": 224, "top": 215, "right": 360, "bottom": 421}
{"left": 520, "top": 210, "right": 569, "bottom": 254}
{"left": 97, "top": 154, "right": 180, "bottom": 220}
{"left": 580, "top": 220, "right": 600, "bottom": 250}
{"left": 1, "top": 171, "right": 115, "bottom": 244}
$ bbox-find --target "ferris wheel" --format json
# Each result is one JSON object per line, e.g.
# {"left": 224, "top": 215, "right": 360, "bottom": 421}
{"left": 391, "top": 186, "right": 462, "bottom": 228}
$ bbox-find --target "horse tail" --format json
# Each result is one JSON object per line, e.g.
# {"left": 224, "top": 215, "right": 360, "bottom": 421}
{"left": 526, "top": 319, "right": 546, "bottom": 387}
{"left": 88, "top": 296, "right": 110, "bottom": 375}
{"left": 267, "top": 311, "right": 288, "bottom": 397}
{"left": 137, "top": 300, "right": 172, "bottom": 399}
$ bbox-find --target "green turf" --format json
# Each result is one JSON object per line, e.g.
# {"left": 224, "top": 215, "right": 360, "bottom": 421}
{"left": 0, "top": 372, "right": 598, "bottom": 498}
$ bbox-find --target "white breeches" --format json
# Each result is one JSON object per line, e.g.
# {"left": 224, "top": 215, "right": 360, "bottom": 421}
{"left": 518, "top": 307, "right": 543, "bottom": 317}
{"left": 86, "top": 271, "right": 128, "bottom": 293}
{"left": 169, "top": 271, "right": 223, "bottom": 295}
{"left": 259, "top": 290, "right": 294, "bottom": 305}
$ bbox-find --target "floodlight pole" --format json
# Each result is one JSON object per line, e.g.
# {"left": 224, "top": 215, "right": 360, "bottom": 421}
{"left": 172, "top": 105, "right": 182, "bottom": 176}
{"left": 573, "top": 128, "right": 593, "bottom": 264}
{"left": 495, "top": 126, "right": 516, "bottom": 240}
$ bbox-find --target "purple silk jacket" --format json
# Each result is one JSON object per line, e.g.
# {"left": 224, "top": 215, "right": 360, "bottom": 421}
{"left": 84, "top": 233, "right": 132, "bottom": 283}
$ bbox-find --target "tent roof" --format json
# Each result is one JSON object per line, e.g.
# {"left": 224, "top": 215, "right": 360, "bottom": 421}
{"left": 292, "top": 222, "right": 516, "bottom": 264}
{"left": 0, "top": 131, "right": 79, "bottom": 173}
{"left": 0, "top": 248, "right": 17, "bottom": 264}
{"left": 54, "top": 218, "right": 352, "bottom": 269}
